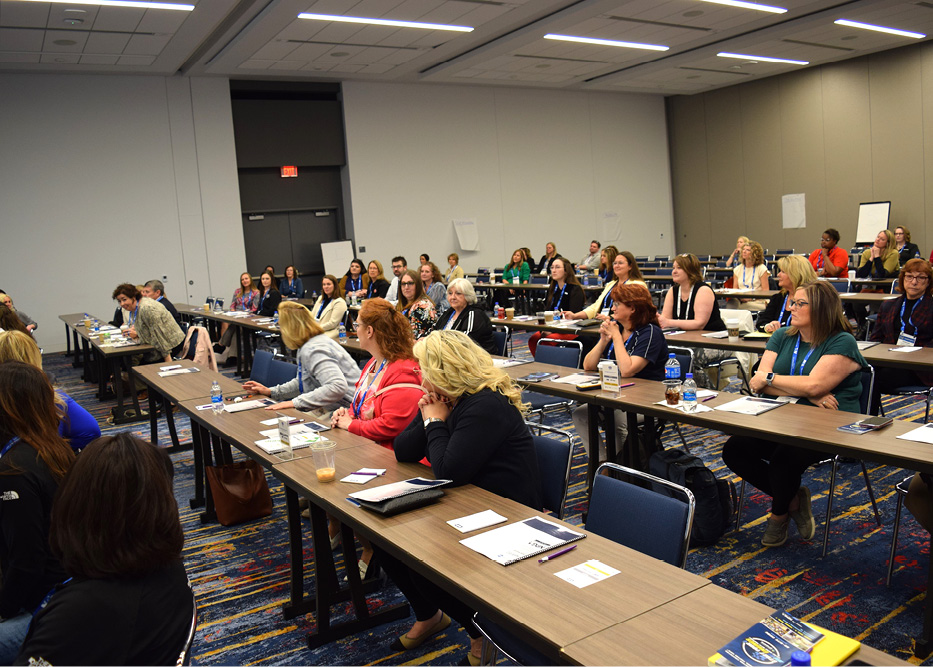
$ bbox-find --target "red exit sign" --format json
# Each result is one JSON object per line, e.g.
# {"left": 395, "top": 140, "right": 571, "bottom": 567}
{"left": 280, "top": 166, "right": 298, "bottom": 178}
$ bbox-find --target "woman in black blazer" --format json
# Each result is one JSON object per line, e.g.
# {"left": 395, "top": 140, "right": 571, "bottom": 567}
{"left": 432, "top": 279, "right": 497, "bottom": 355}
{"left": 256, "top": 271, "right": 282, "bottom": 317}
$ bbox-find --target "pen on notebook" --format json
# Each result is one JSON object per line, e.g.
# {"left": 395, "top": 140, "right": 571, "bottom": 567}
{"left": 748, "top": 397, "right": 781, "bottom": 404}
{"left": 287, "top": 418, "right": 304, "bottom": 425}
{"left": 619, "top": 382, "right": 635, "bottom": 389}
{"left": 352, "top": 471, "right": 383, "bottom": 476}
{"left": 538, "top": 544, "right": 576, "bottom": 563}
{"left": 701, "top": 395, "right": 716, "bottom": 403}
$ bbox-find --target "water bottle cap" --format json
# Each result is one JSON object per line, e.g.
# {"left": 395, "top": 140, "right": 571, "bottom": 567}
{"left": 686, "top": 373, "right": 693, "bottom": 379}
{"left": 669, "top": 353, "right": 675, "bottom": 358}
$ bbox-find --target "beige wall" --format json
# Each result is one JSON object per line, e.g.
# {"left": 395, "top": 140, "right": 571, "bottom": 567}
{"left": 667, "top": 40, "right": 932, "bottom": 259}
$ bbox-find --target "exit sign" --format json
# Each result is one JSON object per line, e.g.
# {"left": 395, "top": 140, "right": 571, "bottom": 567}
{"left": 281, "top": 166, "right": 298, "bottom": 178}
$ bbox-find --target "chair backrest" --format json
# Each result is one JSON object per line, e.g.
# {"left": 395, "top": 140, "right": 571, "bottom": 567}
{"left": 587, "top": 463, "right": 695, "bottom": 568}
{"left": 859, "top": 364, "right": 875, "bottom": 414}
{"left": 654, "top": 267, "right": 673, "bottom": 277}
{"left": 177, "top": 588, "right": 197, "bottom": 666}
{"left": 492, "top": 327, "right": 511, "bottom": 357}
{"left": 719, "top": 308, "right": 756, "bottom": 333}
{"left": 697, "top": 254, "right": 711, "bottom": 262}
{"left": 530, "top": 275, "right": 548, "bottom": 284}
{"left": 250, "top": 349, "right": 274, "bottom": 385}
{"left": 268, "top": 357, "right": 299, "bottom": 387}
{"left": 831, "top": 280, "right": 851, "bottom": 293}
{"left": 528, "top": 425, "right": 573, "bottom": 520}
{"left": 535, "top": 339, "right": 582, "bottom": 369}
{"left": 655, "top": 255, "right": 670, "bottom": 262}
{"left": 666, "top": 345, "right": 694, "bottom": 375}
{"left": 716, "top": 260, "right": 727, "bottom": 268}
{"left": 635, "top": 256, "right": 649, "bottom": 263}
{"left": 775, "top": 248, "right": 795, "bottom": 255}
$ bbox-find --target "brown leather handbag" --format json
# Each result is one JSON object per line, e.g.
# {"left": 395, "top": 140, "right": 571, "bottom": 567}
{"left": 206, "top": 460, "right": 273, "bottom": 526}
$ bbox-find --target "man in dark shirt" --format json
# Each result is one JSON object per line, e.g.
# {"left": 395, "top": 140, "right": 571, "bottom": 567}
{"left": 142, "top": 280, "right": 180, "bottom": 324}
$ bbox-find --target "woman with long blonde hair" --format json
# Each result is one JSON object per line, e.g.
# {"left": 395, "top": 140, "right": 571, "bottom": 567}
{"left": 380, "top": 330, "right": 541, "bottom": 664}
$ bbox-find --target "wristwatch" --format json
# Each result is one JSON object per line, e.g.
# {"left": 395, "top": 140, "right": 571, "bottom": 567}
{"left": 423, "top": 417, "right": 445, "bottom": 428}
{"left": 765, "top": 372, "right": 775, "bottom": 386}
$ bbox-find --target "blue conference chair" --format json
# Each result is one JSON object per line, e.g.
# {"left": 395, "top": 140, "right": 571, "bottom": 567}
{"left": 525, "top": 421, "right": 574, "bottom": 520}
{"left": 268, "top": 356, "right": 298, "bottom": 388}
{"left": 250, "top": 349, "right": 274, "bottom": 386}
{"left": 492, "top": 326, "right": 512, "bottom": 357}
{"left": 523, "top": 339, "right": 582, "bottom": 423}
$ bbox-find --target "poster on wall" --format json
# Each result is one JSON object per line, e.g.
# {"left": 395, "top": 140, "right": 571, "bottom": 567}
{"left": 601, "top": 211, "right": 621, "bottom": 242}
{"left": 321, "top": 240, "right": 355, "bottom": 277}
{"left": 782, "top": 194, "right": 806, "bottom": 229}
{"left": 855, "top": 201, "right": 891, "bottom": 244}
{"left": 454, "top": 219, "right": 479, "bottom": 251}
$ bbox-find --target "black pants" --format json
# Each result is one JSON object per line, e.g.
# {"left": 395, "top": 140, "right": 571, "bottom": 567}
{"left": 375, "top": 547, "right": 479, "bottom": 638}
{"left": 871, "top": 366, "right": 926, "bottom": 415}
{"left": 722, "top": 436, "right": 825, "bottom": 515}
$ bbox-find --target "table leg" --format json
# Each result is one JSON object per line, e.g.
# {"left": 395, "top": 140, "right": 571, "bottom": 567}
{"left": 243, "top": 329, "right": 255, "bottom": 378}
{"left": 235, "top": 326, "right": 246, "bottom": 377}
{"left": 64, "top": 323, "right": 72, "bottom": 357}
{"left": 165, "top": 404, "right": 186, "bottom": 453}
{"left": 916, "top": 520, "right": 933, "bottom": 657}
{"left": 111, "top": 357, "right": 144, "bottom": 425}
{"left": 586, "top": 403, "right": 601, "bottom": 492}
{"left": 199, "top": 425, "right": 217, "bottom": 523}
{"left": 281, "top": 486, "right": 311, "bottom": 619}
{"left": 72, "top": 330, "right": 82, "bottom": 367}
{"left": 149, "top": 389, "right": 159, "bottom": 446}
{"left": 605, "top": 410, "right": 617, "bottom": 463}
{"left": 190, "top": 422, "right": 206, "bottom": 509}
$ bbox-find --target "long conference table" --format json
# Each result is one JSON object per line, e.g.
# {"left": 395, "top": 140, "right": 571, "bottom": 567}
{"left": 132, "top": 360, "right": 896, "bottom": 665}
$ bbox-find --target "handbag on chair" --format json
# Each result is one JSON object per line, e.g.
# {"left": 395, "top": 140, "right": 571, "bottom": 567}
{"left": 206, "top": 460, "right": 273, "bottom": 526}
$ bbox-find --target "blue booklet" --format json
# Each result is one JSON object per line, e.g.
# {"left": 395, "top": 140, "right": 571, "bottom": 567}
{"left": 709, "top": 610, "right": 824, "bottom": 666}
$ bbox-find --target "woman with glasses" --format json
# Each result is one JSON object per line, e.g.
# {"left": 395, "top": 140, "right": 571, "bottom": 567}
{"left": 894, "top": 226, "right": 922, "bottom": 267}
{"left": 433, "top": 279, "right": 497, "bottom": 355}
{"left": 527, "top": 256, "right": 585, "bottom": 357}
{"left": 722, "top": 281, "right": 867, "bottom": 548}
{"left": 378, "top": 330, "right": 541, "bottom": 665}
{"left": 395, "top": 270, "right": 437, "bottom": 339}
{"left": 868, "top": 258, "right": 933, "bottom": 413}
{"left": 758, "top": 255, "right": 817, "bottom": 333}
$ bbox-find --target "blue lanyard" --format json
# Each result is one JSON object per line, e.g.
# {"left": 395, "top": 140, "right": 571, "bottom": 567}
{"left": 602, "top": 289, "right": 614, "bottom": 311}
{"left": 259, "top": 291, "right": 269, "bottom": 309}
{"left": 817, "top": 252, "right": 825, "bottom": 268}
{"left": 901, "top": 296, "right": 922, "bottom": 334}
{"left": 552, "top": 284, "right": 567, "bottom": 310}
{"left": 352, "top": 359, "right": 387, "bottom": 418}
{"left": 128, "top": 305, "right": 139, "bottom": 326}
{"left": 1, "top": 436, "right": 19, "bottom": 458}
{"left": 317, "top": 298, "right": 328, "bottom": 318}
{"left": 298, "top": 360, "right": 303, "bottom": 394}
{"left": 367, "top": 281, "right": 378, "bottom": 298}
{"left": 349, "top": 276, "right": 361, "bottom": 292}
{"left": 779, "top": 295, "right": 791, "bottom": 326}
{"left": 790, "top": 335, "right": 816, "bottom": 376}
{"left": 742, "top": 265, "right": 751, "bottom": 288}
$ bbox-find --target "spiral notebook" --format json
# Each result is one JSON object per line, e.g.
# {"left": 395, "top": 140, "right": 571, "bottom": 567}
{"left": 459, "top": 517, "right": 586, "bottom": 566}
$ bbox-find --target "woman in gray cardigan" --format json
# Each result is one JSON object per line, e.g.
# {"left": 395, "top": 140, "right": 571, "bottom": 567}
{"left": 242, "top": 301, "right": 359, "bottom": 413}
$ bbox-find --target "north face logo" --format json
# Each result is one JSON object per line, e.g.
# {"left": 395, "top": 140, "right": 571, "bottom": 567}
{"left": 1, "top": 491, "right": 19, "bottom": 501}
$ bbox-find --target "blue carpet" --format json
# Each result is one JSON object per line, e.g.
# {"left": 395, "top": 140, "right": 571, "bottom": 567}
{"left": 44, "top": 333, "right": 933, "bottom": 665}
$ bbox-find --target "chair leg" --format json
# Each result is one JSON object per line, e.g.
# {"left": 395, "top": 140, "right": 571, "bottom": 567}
{"left": 674, "top": 423, "right": 691, "bottom": 453}
{"left": 887, "top": 492, "right": 905, "bottom": 586}
{"left": 860, "top": 461, "right": 881, "bottom": 526}
{"left": 733, "top": 479, "right": 747, "bottom": 533}
{"left": 821, "top": 459, "right": 839, "bottom": 558}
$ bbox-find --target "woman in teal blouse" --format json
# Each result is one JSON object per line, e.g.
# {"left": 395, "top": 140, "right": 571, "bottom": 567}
{"left": 497, "top": 248, "right": 530, "bottom": 308}
{"left": 722, "top": 280, "right": 867, "bottom": 548}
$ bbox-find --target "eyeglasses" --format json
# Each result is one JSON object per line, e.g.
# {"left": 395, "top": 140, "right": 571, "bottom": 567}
{"left": 788, "top": 299, "right": 809, "bottom": 309}
{"left": 905, "top": 274, "right": 929, "bottom": 283}
{"left": 400, "top": 281, "right": 416, "bottom": 287}
{"left": 352, "top": 321, "right": 362, "bottom": 331}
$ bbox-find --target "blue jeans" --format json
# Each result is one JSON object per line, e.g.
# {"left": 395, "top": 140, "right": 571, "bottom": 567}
{"left": 0, "top": 612, "right": 31, "bottom": 663}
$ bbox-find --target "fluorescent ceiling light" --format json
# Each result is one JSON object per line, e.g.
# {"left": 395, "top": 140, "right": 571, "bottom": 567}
{"left": 697, "top": 0, "right": 787, "bottom": 13}
{"left": 297, "top": 13, "right": 473, "bottom": 32}
{"left": 718, "top": 52, "right": 808, "bottom": 64}
{"left": 11, "top": 0, "right": 192, "bottom": 9}
{"left": 544, "top": 34, "right": 669, "bottom": 51}
{"left": 834, "top": 19, "right": 925, "bottom": 39}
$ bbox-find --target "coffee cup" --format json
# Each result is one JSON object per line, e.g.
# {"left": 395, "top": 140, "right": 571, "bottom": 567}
{"left": 727, "top": 319, "right": 740, "bottom": 343}
{"left": 505, "top": 307, "right": 515, "bottom": 320}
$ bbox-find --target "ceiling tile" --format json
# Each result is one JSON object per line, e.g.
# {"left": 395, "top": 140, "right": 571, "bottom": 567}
{"left": 123, "top": 33, "right": 172, "bottom": 55}
{"left": 0, "top": 2, "right": 50, "bottom": 28}
{"left": 116, "top": 53, "right": 155, "bottom": 64}
{"left": 0, "top": 27, "right": 43, "bottom": 51}
{"left": 80, "top": 54, "right": 120, "bottom": 64}
{"left": 84, "top": 31, "right": 132, "bottom": 54}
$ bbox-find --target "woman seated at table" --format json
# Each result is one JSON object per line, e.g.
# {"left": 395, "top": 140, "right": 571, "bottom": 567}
{"left": 279, "top": 265, "right": 304, "bottom": 299}
{"left": 0, "top": 303, "right": 29, "bottom": 335}
{"left": 730, "top": 240, "right": 769, "bottom": 310}
{"left": 496, "top": 248, "right": 530, "bottom": 308}
{"left": 808, "top": 228, "right": 849, "bottom": 278}
{"left": 571, "top": 284, "right": 669, "bottom": 470}
{"left": 758, "top": 255, "right": 817, "bottom": 333}
{"left": 16, "top": 433, "right": 192, "bottom": 666}
{"left": 214, "top": 272, "right": 260, "bottom": 353}
{"left": 433, "top": 279, "right": 497, "bottom": 355}
{"left": 243, "top": 301, "right": 360, "bottom": 416}
{"left": 256, "top": 271, "right": 282, "bottom": 318}
{"left": 527, "top": 257, "right": 585, "bottom": 356}
{"left": 339, "top": 258, "right": 369, "bottom": 301}
{"left": 562, "top": 251, "right": 647, "bottom": 323}
{"left": 857, "top": 229, "right": 899, "bottom": 279}
{"left": 894, "top": 226, "right": 922, "bottom": 267}
{"left": 536, "top": 242, "right": 559, "bottom": 276}
{"left": 364, "top": 260, "right": 391, "bottom": 300}
{"left": 310, "top": 274, "right": 348, "bottom": 340}
{"left": 382, "top": 330, "right": 541, "bottom": 664}
{"left": 396, "top": 269, "right": 437, "bottom": 340}
{"left": 112, "top": 283, "right": 185, "bottom": 364}
{"left": 0, "top": 331, "right": 100, "bottom": 451}
{"left": 722, "top": 280, "right": 867, "bottom": 547}
{"left": 596, "top": 245, "right": 619, "bottom": 283}
{"left": 725, "top": 236, "right": 749, "bottom": 269}
{"left": 868, "top": 258, "right": 933, "bottom": 414}
{"left": 445, "top": 253, "right": 465, "bottom": 283}
{"left": 657, "top": 254, "right": 728, "bottom": 387}
{"left": 420, "top": 262, "right": 449, "bottom": 312}
{"left": 0, "top": 362, "right": 75, "bottom": 663}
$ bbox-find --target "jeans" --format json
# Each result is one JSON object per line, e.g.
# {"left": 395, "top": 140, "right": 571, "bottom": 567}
{"left": 0, "top": 612, "right": 32, "bottom": 663}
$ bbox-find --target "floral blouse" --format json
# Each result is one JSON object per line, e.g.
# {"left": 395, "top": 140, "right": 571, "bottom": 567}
{"left": 231, "top": 288, "right": 259, "bottom": 312}
{"left": 402, "top": 297, "right": 437, "bottom": 339}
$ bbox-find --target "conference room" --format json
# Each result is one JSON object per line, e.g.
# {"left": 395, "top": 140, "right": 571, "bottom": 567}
{"left": 5, "top": 0, "right": 933, "bottom": 664}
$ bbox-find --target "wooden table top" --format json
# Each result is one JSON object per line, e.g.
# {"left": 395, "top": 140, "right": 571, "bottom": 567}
{"left": 559, "top": 584, "right": 902, "bottom": 666}
{"left": 58, "top": 312, "right": 154, "bottom": 357}
{"left": 272, "top": 446, "right": 711, "bottom": 663}
{"left": 131, "top": 359, "right": 243, "bottom": 402}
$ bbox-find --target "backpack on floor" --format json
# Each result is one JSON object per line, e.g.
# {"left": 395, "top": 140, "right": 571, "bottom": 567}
{"left": 649, "top": 449, "right": 736, "bottom": 547}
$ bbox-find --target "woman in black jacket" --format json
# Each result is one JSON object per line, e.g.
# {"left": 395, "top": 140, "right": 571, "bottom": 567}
{"left": 432, "top": 278, "right": 497, "bottom": 355}
{"left": 256, "top": 270, "right": 282, "bottom": 317}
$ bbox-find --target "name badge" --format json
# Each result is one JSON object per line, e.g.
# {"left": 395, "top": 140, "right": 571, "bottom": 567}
{"left": 897, "top": 331, "right": 917, "bottom": 347}
{"left": 600, "top": 308, "right": 611, "bottom": 317}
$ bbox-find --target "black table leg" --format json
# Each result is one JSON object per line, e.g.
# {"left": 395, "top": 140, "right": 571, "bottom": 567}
{"left": 190, "top": 422, "right": 206, "bottom": 509}
{"left": 586, "top": 403, "right": 601, "bottom": 493}
{"left": 149, "top": 389, "right": 159, "bottom": 446}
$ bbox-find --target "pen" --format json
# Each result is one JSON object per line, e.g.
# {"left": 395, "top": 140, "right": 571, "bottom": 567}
{"left": 619, "top": 382, "right": 635, "bottom": 389}
{"left": 287, "top": 418, "right": 304, "bottom": 425}
{"left": 538, "top": 544, "right": 576, "bottom": 563}
{"left": 748, "top": 397, "right": 781, "bottom": 404}
{"left": 701, "top": 395, "right": 716, "bottom": 403}
{"left": 353, "top": 471, "right": 384, "bottom": 476}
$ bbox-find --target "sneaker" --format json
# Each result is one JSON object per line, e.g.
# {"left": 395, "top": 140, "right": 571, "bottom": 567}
{"left": 789, "top": 486, "right": 816, "bottom": 540}
{"left": 761, "top": 517, "right": 789, "bottom": 547}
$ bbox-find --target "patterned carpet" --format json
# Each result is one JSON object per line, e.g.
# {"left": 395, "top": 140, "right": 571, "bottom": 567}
{"left": 45, "top": 332, "right": 933, "bottom": 666}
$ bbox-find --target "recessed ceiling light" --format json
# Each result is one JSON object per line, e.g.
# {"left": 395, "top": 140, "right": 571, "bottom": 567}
{"left": 697, "top": 0, "right": 786, "bottom": 13}
{"left": 718, "top": 52, "right": 808, "bottom": 64}
{"left": 53, "top": 39, "right": 77, "bottom": 45}
{"left": 297, "top": 12, "right": 473, "bottom": 32}
{"left": 10, "top": 0, "right": 193, "bottom": 9}
{"left": 543, "top": 33, "right": 669, "bottom": 51}
{"left": 63, "top": 18, "right": 83, "bottom": 25}
{"left": 686, "top": 74, "right": 701, "bottom": 79}
{"left": 535, "top": 63, "right": 550, "bottom": 68}
{"left": 834, "top": 19, "right": 925, "bottom": 39}
{"left": 331, "top": 51, "right": 349, "bottom": 57}
{"left": 683, "top": 10, "right": 704, "bottom": 17}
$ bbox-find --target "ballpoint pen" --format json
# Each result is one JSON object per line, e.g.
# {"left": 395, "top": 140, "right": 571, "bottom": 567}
{"left": 538, "top": 544, "right": 577, "bottom": 563}
{"left": 619, "top": 382, "right": 635, "bottom": 389}
{"left": 701, "top": 395, "right": 716, "bottom": 403}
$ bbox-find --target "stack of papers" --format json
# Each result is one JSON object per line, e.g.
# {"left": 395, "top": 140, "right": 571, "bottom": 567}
{"left": 714, "top": 396, "right": 784, "bottom": 415}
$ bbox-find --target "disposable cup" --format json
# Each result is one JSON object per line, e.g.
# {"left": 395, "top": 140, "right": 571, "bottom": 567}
{"left": 310, "top": 440, "right": 337, "bottom": 482}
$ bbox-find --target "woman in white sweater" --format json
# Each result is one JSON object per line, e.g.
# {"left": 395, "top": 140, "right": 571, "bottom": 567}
{"left": 311, "top": 274, "right": 349, "bottom": 339}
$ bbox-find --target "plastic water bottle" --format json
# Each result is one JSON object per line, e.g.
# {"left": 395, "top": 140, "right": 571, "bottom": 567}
{"left": 665, "top": 353, "right": 681, "bottom": 381}
{"left": 583, "top": 273, "right": 590, "bottom": 286}
{"left": 211, "top": 380, "right": 224, "bottom": 415}
{"left": 311, "top": 290, "right": 318, "bottom": 301}
{"left": 682, "top": 373, "right": 697, "bottom": 412}
{"left": 553, "top": 310, "right": 561, "bottom": 322}
{"left": 273, "top": 310, "right": 279, "bottom": 326}
{"left": 337, "top": 323, "right": 347, "bottom": 343}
